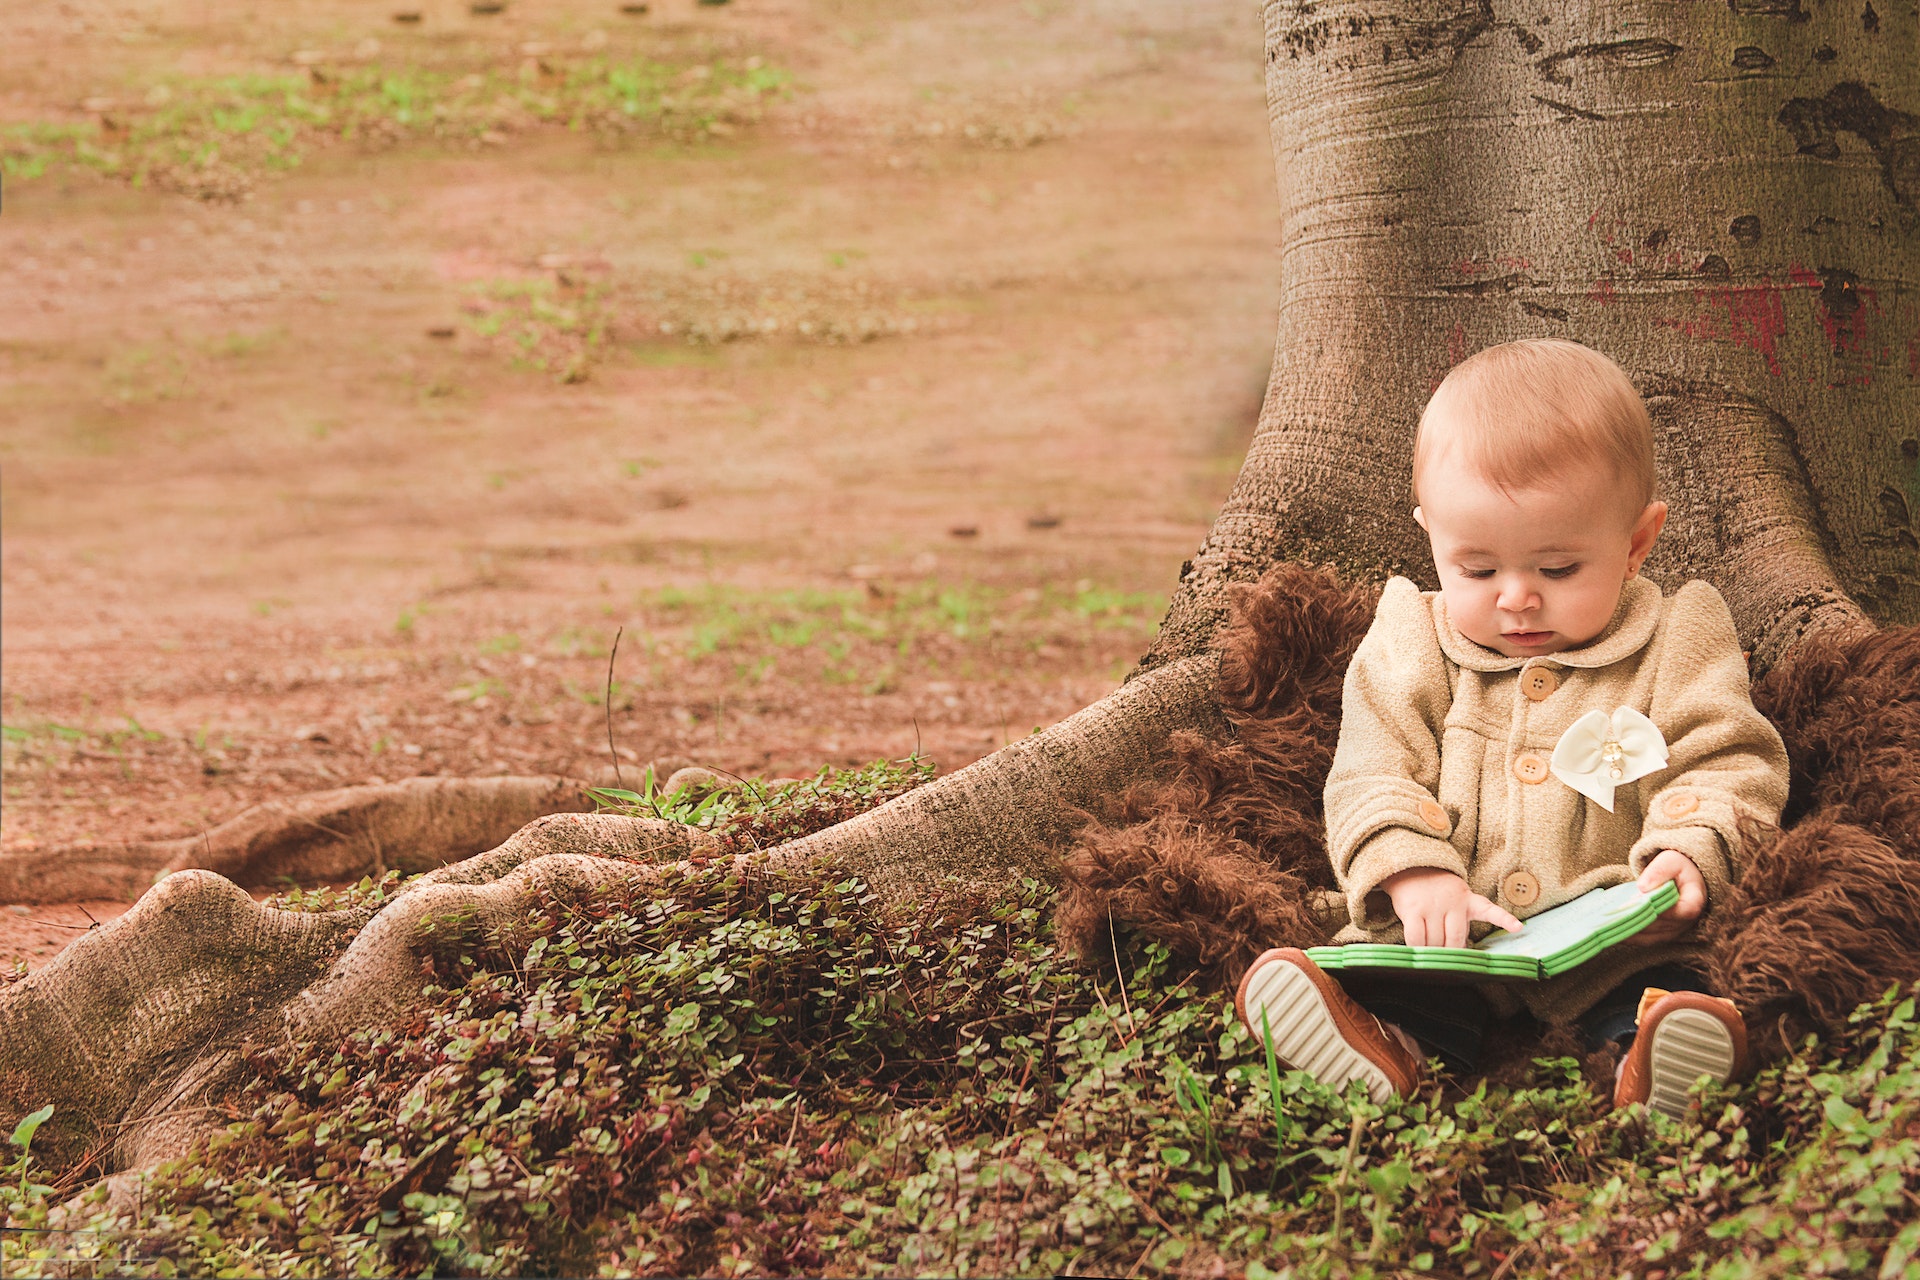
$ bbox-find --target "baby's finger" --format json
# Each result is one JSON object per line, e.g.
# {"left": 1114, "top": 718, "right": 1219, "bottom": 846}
{"left": 1403, "top": 915, "right": 1427, "bottom": 948}
{"left": 1637, "top": 849, "right": 1688, "bottom": 891}
{"left": 1670, "top": 874, "right": 1706, "bottom": 921}
{"left": 1472, "top": 897, "right": 1525, "bottom": 934}
{"left": 1444, "top": 908, "right": 1469, "bottom": 950}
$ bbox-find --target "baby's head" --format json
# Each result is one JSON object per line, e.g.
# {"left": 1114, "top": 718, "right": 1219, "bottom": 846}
{"left": 1412, "top": 338, "right": 1667, "bottom": 658}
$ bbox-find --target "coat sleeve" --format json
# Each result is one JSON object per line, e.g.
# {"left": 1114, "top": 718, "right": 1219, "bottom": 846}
{"left": 1324, "top": 577, "right": 1469, "bottom": 932}
{"left": 1627, "top": 580, "right": 1791, "bottom": 909}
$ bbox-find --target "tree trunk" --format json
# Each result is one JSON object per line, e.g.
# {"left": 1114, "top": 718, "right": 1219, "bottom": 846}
{"left": 4, "top": 0, "right": 1914, "bottom": 1179}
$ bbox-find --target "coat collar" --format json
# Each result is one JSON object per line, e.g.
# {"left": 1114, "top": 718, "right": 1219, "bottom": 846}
{"left": 1432, "top": 576, "right": 1663, "bottom": 672}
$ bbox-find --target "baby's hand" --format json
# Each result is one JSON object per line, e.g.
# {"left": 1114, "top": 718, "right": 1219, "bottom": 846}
{"left": 1628, "top": 850, "right": 1706, "bottom": 945}
{"left": 1380, "top": 867, "right": 1525, "bottom": 949}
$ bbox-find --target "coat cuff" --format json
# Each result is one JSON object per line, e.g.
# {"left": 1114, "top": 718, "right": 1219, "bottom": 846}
{"left": 1344, "top": 827, "right": 1471, "bottom": 933}
{"left": 1628, "top": 794, "right": 1733, "bottom": 909}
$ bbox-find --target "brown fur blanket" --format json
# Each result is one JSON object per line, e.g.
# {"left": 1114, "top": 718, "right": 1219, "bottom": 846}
{"left": 1058, "top": 564, "right": 1920, "bottom": 1064}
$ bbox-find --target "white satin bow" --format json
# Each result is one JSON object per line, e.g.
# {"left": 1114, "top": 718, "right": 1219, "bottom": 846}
{"left": 1549, "top": 706, "right": 1669, "bottom": 812}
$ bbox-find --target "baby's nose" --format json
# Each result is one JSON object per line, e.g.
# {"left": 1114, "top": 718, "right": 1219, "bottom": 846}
{"left": 1497, "top": 579, "right": 1538, "bottom": 612}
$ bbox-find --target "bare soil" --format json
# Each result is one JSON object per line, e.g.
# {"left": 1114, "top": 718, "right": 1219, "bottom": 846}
{"left": 0, "top": 0, "right": 1277, "bottom": 970}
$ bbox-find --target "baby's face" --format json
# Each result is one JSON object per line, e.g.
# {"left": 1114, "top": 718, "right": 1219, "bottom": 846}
{"left": 1414, "top": 463, "right": 1666, "bottom": 658}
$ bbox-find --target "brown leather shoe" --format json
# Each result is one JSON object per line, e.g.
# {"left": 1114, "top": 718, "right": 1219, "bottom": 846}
{"left": 1613, "top": 988, "right": 1750, "bottom": 1118}
{"left": 1236, "top": 948, "right": 1422, "bottom": 1105}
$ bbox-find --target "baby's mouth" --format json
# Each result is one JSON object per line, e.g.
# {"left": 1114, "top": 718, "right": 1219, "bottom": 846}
{"left": 1503, "top": 629, "right": 1553, "bottom": 645}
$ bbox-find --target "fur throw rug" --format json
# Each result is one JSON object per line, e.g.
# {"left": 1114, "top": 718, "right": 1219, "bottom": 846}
{"left": 1057, "top": 563, "right": 1920, "bottom": 1064}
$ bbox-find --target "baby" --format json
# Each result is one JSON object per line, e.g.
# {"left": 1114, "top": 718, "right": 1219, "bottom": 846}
{"left": 1238, "top": 339, "right": 1791, "bottom": 1118}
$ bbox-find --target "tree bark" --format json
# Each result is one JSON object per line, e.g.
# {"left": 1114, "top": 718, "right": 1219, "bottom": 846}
{"left": 4, "top": 0, "right": 1914, "bottom": 1180}
{"left": 0, "top": 776, "right": 595, "bottom": 904}
{"left": 1154, "top": 0, "right": 1914, "bottom": 670}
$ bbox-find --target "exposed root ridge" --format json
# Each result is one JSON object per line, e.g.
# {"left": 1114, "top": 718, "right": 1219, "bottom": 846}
{"left": 1640, "top": 382, "right": 1877, "bottom": 677}
{"left": 767, "top": 653, "right": 1224, "bottom": 899}
{"left": 0, "top": 775, "right": 596, "bottom": 904}
{"left": 0, "top": 814, "right": 702, "bottom": 1178}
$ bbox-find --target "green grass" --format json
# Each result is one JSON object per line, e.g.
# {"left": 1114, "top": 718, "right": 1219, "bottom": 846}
{"left": 618, "top": 580, "right": 1162, "bottom": 688}
{"left": 463, "top": 279, "right": 610, "bottom": 383}
{"left": 1, "top": 54, "right": 790, "bottom": 200}
{"left": 0, "top": 717, "right": 164, "bottom": 756}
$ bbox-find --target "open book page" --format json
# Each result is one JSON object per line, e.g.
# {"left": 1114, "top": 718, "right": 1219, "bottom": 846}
{"left": 1474, "top": 880, "right": 1674, "bottom": 961}
{"left": 1303, "top": 880, "right": 1680, "bottom": 979}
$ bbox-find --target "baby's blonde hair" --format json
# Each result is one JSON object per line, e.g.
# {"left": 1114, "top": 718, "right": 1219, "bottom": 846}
{"left": 1413, "top": 338, "right": 1656, "bottom": 521}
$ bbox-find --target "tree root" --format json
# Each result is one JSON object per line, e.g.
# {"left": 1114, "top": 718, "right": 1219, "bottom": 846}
{"left": 0, "top": 775, "right": 596, "bottom": 904}
{"left": 756, "top": 655, "right": 1223, "bottom": 897}
{"left": 2, "top": 658, "right": 1216, "bottom": 1182}
{"left": 0, "top": 813, "right": 704, "bottom": 1177}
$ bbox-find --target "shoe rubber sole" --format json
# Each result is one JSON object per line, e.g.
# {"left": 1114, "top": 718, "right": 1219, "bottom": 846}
{"left": 1241, "top": 954, "right": 1396, "bottom": 1106}
{"left": 1645, "top": 1007, "right": 1738, "bottom": 1118}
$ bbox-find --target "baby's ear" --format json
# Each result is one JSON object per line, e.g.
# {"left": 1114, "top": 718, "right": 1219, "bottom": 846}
{"left": 1412, "top": 505, "right": 1428, "bottom": 531}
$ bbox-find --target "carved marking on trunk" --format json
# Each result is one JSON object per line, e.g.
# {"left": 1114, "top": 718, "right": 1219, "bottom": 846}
{"left": 1904, "top": 441, "right": 1920, "bottom": 536}
{"left": 1863, "top": 2, "right": 1880, "bottom": 33}
{"left": 1731, "top": 46, "right": 1776, "bottom": 71}
{"left": 1876, "top": 486, "right": 1918, "bottom": 550}
{"left": 1266, "top": 1, "right": 1495, "bottom": 72}
{"left": 1520, "top": 300, "right": 1570, "bottom": 321}
{"left": 1536, "top": 37, "right": 1681, "bottom": 86}
{"left": 1532, "top": 94, "right": 1607, "bottom": 122}
{"left": 1437, "top": 271, "right": 1545, "bottom": 295}
{"left": 1776, "top": 82, "right": 1920, "bottom": 209}
{"left": 1728, "top": 0, "right": 1810, "bottom": 22}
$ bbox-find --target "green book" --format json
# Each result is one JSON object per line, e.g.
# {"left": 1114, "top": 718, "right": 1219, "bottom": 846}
{"left": 1304, "top": 880, "right": 1682, "bottom": 981}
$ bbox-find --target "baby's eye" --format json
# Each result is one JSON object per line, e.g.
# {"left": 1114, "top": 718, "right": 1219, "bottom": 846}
{"left": 1459, "top": 568, "right": 1495, "bottom": 580}
{"left": 1541, "top": 564, "right": 1580, "bottom": 580}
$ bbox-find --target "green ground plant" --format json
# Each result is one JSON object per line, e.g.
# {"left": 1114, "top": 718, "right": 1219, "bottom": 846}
{"left": 5, "top": 759, "right": 1919, "bottom": 1277}
{"left": 463, "top": 279, "right": 610, "bottom": 384}
{"left": 624, "top": 580, "right": 1163, "bottom": 690}
{"left": 1, "top": 54, "right": 788, "bottom": 200}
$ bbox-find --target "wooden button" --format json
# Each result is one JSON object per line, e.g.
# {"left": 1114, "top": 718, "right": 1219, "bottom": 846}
{"left": 1417, "top": 800, "right": 1449, "bottom": 833}
{"left": 1662, "top": 792, "right": 1699, "bottom": 818}
{"left": 1502, "top": 870, "right": 1541, "bottom": 907}
{"left": 1512, "top": 753, "right": 1549, "bottom": 784}
{"left": 1520, "top": 667, "right": 1558, "bottom": 701}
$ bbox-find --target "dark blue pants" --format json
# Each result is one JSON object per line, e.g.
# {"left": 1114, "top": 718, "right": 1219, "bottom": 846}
{"left": 1338, "top": 963, "right": 1713, "bottom": 1072}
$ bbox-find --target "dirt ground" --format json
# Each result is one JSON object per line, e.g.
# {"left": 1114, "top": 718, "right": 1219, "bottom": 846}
{"left": 0, "top": 0, "right": 1278, "bottom": 970}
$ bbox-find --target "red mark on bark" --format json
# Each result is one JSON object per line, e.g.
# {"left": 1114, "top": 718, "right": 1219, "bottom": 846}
{"left": 1810, "top": 272, "right": 1877, "bottom": 356}
{"left": 1787, "top": 263, "right": 1821, "bottom": 290}
{"left": 1447, "top": 322, "right": 1468, "bottom": 365}
{"left": 1587, "top": 209, "right": 1626, "bottom": 245}
{"left": 1495, "top": 254, "right": 1533, "bottom": 271}
{"left": 1453, "top": 258, "right": 1490, "bottom": 276}
{"left": 1656, "top": 279, "right": 1789, "bottom": 375}
{"left": 1587, "top": 278, "right": 1618, "bottom": 305}
{"left": 1614, "top": 248, "right": 1634, "bottom": 265}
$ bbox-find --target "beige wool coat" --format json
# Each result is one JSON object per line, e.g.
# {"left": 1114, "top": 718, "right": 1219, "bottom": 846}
{"left": 1323, "top": 575, "right": 1792, "bottom": 1022}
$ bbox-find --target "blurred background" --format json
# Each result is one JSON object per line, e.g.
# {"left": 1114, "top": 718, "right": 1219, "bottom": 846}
{"left": 0, "top": 0, "right": 1276, "bottom": 880}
